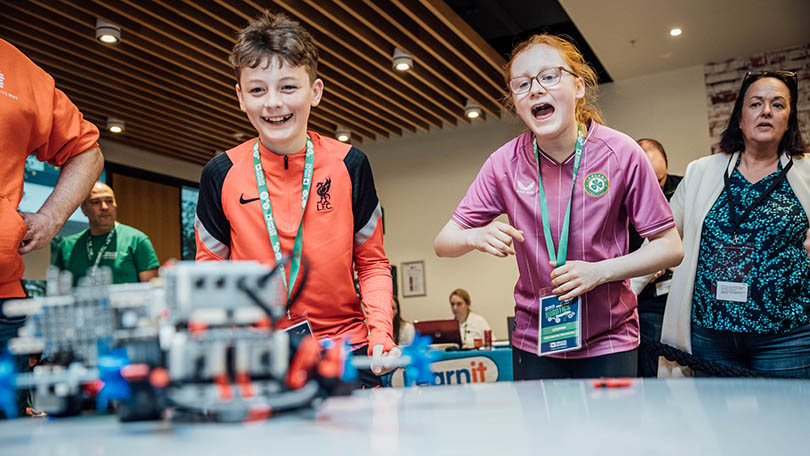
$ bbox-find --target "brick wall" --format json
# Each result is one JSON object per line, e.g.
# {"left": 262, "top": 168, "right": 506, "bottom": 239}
{"left": 705, "top": 44, "right": 810, "bottom": 154}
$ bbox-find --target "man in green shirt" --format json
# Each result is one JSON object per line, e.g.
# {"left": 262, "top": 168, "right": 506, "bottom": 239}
{"left": 53, "top": 182, "right": 160, "bottom": 285}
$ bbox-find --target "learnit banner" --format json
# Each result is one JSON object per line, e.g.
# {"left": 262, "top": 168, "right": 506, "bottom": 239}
{"left": 390, "top": 356, "right": 499, "bottom": 387}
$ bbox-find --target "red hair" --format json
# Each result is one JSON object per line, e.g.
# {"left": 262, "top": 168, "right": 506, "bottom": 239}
{"left": 503, "top": 34, "right": 603, "bottom": 126}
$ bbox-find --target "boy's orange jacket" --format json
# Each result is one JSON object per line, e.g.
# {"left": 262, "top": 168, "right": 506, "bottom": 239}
{"left": 195, "top": 132, "right": 394, "bottom": 353}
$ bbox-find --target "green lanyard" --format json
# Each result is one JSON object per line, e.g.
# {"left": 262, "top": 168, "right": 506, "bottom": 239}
{"left": 252, "top": 137, "right": 314, "bottom": 307}
{"left": 533, "top": 128, "right": 585, "bottom": 267}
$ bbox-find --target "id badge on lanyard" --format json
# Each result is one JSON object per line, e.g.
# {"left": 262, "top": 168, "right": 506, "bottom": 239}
{"left": 534, "top": 128, "right": 585, "bottom": 356}
{"left": 655, "top": 279, "right": 672, "bottom": 297}
{"left": 539, "top": 294, "right": 582, "bottom": 355}
{"left": 712, "top": 242, "right": 755, "bottom": 303}
{"left": 715, "top": 154, "right": 791, "bottom": 303}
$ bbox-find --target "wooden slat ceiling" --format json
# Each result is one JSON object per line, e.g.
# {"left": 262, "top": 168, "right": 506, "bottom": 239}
{"left": 1, "top": 0, "right": 507, "bottom": 166}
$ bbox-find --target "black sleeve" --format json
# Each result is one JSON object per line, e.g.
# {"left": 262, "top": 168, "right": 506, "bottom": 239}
{"left": 343, "top": 147, "right": 380, "bottom": 234}
{"left": 627, "top": 223, "right": 644, "bottom": 253}
{"left": 196, "top": 153, "right": 232, "bottom": 248}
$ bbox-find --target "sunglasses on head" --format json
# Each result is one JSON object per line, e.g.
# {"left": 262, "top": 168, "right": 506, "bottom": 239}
{"left": 742, "top": 70, "right": 798, "bottom": 88}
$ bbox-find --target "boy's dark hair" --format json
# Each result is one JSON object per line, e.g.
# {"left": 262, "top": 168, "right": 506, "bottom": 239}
{"left": 719, "top": 70, "right": 805, "bottom": 157}
{"left": 230, "top": 11, "right": 318, "bottom": 83}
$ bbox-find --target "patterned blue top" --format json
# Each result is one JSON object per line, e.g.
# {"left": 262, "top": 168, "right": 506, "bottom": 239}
{"left": 692, "top": 159, "right": 810, "bottom": 333}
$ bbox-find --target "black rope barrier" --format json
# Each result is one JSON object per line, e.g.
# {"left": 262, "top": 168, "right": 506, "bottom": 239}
{"left": 639, "top": 335, "right": 795, "bottom": 379}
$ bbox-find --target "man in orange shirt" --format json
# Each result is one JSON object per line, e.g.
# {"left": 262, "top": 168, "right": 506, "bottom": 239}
{"left": 1, "top": 38, "right": 104, "bottom": 414}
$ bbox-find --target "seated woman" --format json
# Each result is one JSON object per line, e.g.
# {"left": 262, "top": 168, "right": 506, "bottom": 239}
{"left": 449, "top": 289, "right": 492, "bottom": 348}
{"left": 661, "top": 70, "right": 810, "bottom": 377}
{"left": 392, "top": 297, "right": 415, "bottom": 346}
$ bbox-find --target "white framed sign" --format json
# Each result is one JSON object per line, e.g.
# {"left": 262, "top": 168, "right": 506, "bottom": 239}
{"left": 401, "top": 261, "right": 426, "bottom": 297}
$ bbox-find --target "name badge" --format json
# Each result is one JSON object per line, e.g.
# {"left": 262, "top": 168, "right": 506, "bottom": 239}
{"left": 538, "top": 295, "right": 581, "bottom": 356}
{"left": 654, "top": 279, "right": 672, "bottom": 297}
{"left": 716, "top": 281, "right": 748, "bottom": 303}
{"left": 711, "top": 242, "right": 754, "bottom": 304}
{"left": 281, "top": 319, "right": 314, "bottom": 347}
{"left": 102, "top": 251, "right": 118, "bottom": 260}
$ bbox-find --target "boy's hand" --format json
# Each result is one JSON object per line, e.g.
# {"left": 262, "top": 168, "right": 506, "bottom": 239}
{"left": 370, "top": 344, "right": 402, "bottom": 376}
{"left": 549, "top": 260, "right": 607, "bottom": 301}
{"left": 468, "top": 221, "right": 524, "bottom": 257}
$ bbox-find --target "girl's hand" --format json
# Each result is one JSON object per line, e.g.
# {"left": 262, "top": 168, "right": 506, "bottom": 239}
{"left": 468, "top": 221, "right": 525, "bottom": 257}
{"left": 549, "top": 260, "right": 607, "bottom": 301}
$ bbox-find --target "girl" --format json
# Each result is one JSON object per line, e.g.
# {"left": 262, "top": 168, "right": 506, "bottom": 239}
{"left": 392, "top": 296, "right": 415, "bottom": 346}
{"left": 434, "top": 35, "right": 683, "bottom": 379}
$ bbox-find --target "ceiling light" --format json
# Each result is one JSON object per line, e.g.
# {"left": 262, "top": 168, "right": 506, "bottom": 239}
{"left": 669, "top": 27, "right": 682, "bottom": 37}
{"left": 464, "top": 100, "right": 483, "bottom": 119}
{"left": 96, "top": 18, "right": 121, "bottom": 44}
{"left": 392, "top": 48, "right": 413, "bottom": 72}
{"left": 336, "top": 126, "right": 351, "bottom": 143}
{"left": 106, "top": 118, "right": 125, "bottom": 133}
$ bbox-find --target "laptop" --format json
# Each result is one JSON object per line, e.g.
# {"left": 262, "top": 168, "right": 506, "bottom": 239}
{"left": 507, "top": 316, "right": 516, "bottom": 345}
{"left": 413, "top": 319, "right": 462, "bottom": 346}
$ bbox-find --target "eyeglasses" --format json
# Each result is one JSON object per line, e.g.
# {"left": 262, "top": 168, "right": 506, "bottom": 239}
{"left": 742, "top": 70, "right": 798, "bottom": 89}
{"left": 509, "top": 67, "right": 576, "bottom": 95}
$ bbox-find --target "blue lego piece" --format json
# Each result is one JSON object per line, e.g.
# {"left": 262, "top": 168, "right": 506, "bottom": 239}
{"left": 401, "top": 334, "right": 435, "bottom": 386}
{"left": 96, "top": 347, "right": 131, "bottom": 411}
{"left": 341, "top": 341, "right": 358, "bottom": 382}
{"left": 0, "top": 352, "right": 17, "bottom": 419}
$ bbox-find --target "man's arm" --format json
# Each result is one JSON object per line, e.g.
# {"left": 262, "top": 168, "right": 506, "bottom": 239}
{"left": 19, "top": 146, "right": 104, "bottom": 254}
{"left": 133, "top": 233, "right": 161, "bottom": 283}
{"left": 138, "top": 269, "right": 159, "bottom": 282}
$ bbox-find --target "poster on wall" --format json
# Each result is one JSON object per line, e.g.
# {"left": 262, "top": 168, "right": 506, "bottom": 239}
{"left": 401, "top": 261, "right": 426, "bottom": 297}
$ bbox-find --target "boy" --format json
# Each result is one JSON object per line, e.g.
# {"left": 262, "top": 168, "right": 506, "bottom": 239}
{"left": 194, "top": 12, "right": 397, "bottom": 387}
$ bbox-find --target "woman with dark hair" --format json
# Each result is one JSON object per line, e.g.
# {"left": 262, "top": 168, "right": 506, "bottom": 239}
{"left": 391, "top": 297, "right": 414, "bottom": 346}
{"left": 661, "top": 70, "right": 810, "bottom": 377}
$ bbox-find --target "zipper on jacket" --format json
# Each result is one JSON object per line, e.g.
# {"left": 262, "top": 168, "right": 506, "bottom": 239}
{"left": 284, "top": 155, "right": 288, "bottom": 170}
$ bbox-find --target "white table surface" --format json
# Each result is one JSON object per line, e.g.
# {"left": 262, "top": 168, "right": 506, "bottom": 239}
{"left": 1, "top": 378, "right": 808, "bottom": 456}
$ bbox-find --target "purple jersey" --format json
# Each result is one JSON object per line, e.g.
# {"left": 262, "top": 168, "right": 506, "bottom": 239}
{"left": 453, "top": 122, "right": 674, "bottom": 358}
